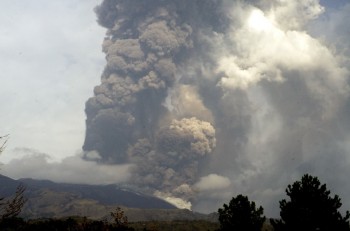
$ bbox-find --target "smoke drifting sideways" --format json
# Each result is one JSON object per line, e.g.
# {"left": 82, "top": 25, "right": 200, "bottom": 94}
{"left": 82, "top": 0, "right": 350, "bottom": 215}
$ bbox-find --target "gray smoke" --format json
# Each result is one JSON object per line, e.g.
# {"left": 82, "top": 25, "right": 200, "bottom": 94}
{"left": 83, "top": 0, "right": 225, "bottom": 208}
{"left": 83, "top": 0, "right": 350, "bottom": 215}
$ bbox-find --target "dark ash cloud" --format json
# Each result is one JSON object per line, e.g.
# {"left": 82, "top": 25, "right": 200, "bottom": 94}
{"left": 80, "top": 0, "right": 350, "bottom": 215}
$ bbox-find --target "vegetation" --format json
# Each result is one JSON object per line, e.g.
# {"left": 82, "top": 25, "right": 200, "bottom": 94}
{"left": 0, "top": 216, "right": 135, "bottom": 231}
{"left": 0, "top": 134, "right": 8, "bottom": 154}
{"left": 0, "top": 214, "right": 137, "bottom": 231}
{"left": 271, "top": 174, "right": 350, "bottom": 231}
{"left": 217, "top": 194, "right": 265, "bottom": 231}
{"left": 1, "top": 184, "right": 27, "bottom": 219}
{"left": 111, "top": 207, "right": 128, "bottom": 228}
{"left": 130, "top": 220, "right": 219, "bottom": 231}
{"left": 0, "top": 135, "right": 27, "bottom": 223}
{"left": 0, "top": 216, "right": 222, "bottom": 231}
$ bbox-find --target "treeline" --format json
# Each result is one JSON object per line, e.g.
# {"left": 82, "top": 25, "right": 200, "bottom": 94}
{"left": 217, "top": 174, "right": 350, "bottom": 231}
{"left": 130, "top": 220, "right": 219, "bottom": 231}
{"left": 0, "top": 218, "right": 220, "bottom": 231}
{"left": 0, "top": 217, "right": 133, "bottom": 231}
{"left": 0, "top": 208, "right": 135, "bottom": 231}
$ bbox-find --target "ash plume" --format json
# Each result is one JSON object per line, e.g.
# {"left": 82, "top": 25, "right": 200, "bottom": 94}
{"left": 83, "top": 0, "right": 224, "bottom": 208}
{"left": 83, "top": 0, "right": 350, "bottom": 215}
{"left": 128, "top": 117, "right": 216, "bottom": 202}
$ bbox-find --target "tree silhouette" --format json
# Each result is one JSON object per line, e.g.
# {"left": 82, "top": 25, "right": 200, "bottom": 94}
{"left": 0, "top": 135, "right": 8, "bottom": 154}
{"left": 0, "top": 135, "right": 8, "bottom": 216}
{"left": 111, "top": 207, "right": 128, "bottom": 227}
{"left": 1, "top": 183, "right": 27, "bottom": 219}
{"left": 110, "top": 207, "right": 135, "bottom": 230}
{"left": 0, "top": 135, "right": 27, "bottom": 221}
{"left": 272, "top": 174, "right": 350, "bottom": 231}
{"left": 217, "top": 194, "right": 265, "bottom": 231}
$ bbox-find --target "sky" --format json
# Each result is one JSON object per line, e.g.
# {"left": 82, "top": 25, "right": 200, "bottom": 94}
{"left": 1, "top": 0, "right": 350, "bottom": 218}
{"left": 0, "top": 0, "right": 105, "bottom": 162}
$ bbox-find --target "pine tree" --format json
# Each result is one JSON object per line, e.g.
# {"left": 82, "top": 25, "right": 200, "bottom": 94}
{"left": 217, "top": 194, "right": 265, "bottom": 231}
{"left": 272, "top": 174, "right": 350, "bottom": 231}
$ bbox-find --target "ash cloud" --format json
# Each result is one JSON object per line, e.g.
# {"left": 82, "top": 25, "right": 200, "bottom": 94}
{"left": 83, "top": 0, "right": 224, "bottom": 209}
{"left": 83, "top": 0, "right": 350, "bottom": 216}
{"left": 128, "top": 117, "right": 216, "bottom": 206}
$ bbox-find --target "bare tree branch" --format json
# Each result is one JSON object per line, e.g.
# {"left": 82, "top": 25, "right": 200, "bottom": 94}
{"left": 0, "top": 134, "right": 9, "bottom": 154}
{"left": 1, "top": 184, "right": 27, "bottom": 219}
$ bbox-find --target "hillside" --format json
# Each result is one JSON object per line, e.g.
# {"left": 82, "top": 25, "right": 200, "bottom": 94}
{"left": 0, "top": 175, "right": 217, "bottom": 222}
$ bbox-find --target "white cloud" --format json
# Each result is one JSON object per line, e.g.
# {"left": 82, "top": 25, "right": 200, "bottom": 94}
{"left": 216, "top": 1, "right": 349, "bottom": 120}
{"left": 217, "top": 2, "right": 347, "bottom": 89}
{"left": 194, "top": 0, "right": 350, "bottom": 216}
{"left": 194, "top": 174, "right": 231, "bottom": 191}
{"left": 0, "top": 149, "right": 131, "bottom": 185}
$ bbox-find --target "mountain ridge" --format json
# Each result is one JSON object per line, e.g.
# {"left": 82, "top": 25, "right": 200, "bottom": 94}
{"left": 0, "top": 174, "right": 218, "bottom": 222}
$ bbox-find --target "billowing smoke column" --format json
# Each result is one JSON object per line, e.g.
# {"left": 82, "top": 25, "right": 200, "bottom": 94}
{"left": 128, "top": 117, "right": 216, "bottom": 206}
{"left": 84, "top": 0, "right": 350, "bottom": 215}
{"left": 83, "top": 0, "right": 224, "bottom": 208}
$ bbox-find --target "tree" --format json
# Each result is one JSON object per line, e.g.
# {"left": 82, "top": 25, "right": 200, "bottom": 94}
{"left": 111, "top": 207, "right": 128, "bottom": 227}
{"left": 0, "top": 135, "right": 8, "bottom": 154}
{"left": 217, "top": 194, "right": 265, "bottom": 231}
{"left": 110, "top": 207, "right": 135, "bottom": 231}
{"left": 1, "top": 183, "right": 27, "bottom": 219}
{"left": 0, "top": 135, "right": 9, "bottom": 208}
{"left": 0, "top": 135, "right": 27, "bottom": 221}
{"left": 272, "top": 174, "right": 350, "bottom": 231}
